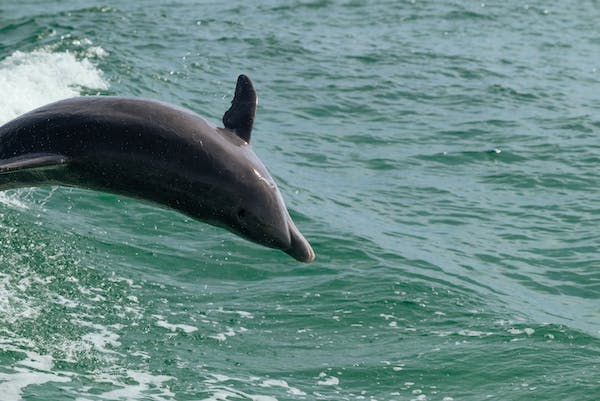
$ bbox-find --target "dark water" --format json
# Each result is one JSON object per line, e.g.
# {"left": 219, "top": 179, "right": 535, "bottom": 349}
{"left": 0, "top": 1, "right": 599, "bottom": 400}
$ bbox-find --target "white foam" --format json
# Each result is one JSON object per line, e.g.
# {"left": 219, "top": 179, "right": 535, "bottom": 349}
{"left": 260, "top": 379, "right": 307, "bottom": 396}
{"left": 86, "top": 46, "right": 109, "bottom": 59}
{"left": 209, "top": 327, "right": 237, "bottom": 341}
{"left": 508, "top": 327, "right": 535, "bottom": 336}
{"left": 203, "top": 374, "right": 279, "bottom": 401}
{"left": 155, "top": 319, "right": 198, "bottom": 334}
{"left": 75, "top": 370, "right": 175, "bottom": 401}
{"left": 0, "top": 369, "right": 70, "bottom": 401}
{"left": 457, "top": 330, "right": 493, "bottom": 337}
{"left": 52, "top": 294, "right": 79, "bottom": 308}
{"left": 75, "top": 320, "right": 122, "bottom": 355}
{"left": 0, "top": 48, "right": 108, "bottom": 124}
{"left": 0, "top": 193, "right": 30, "bottom": 210}
{"left": 199, "top": 389, "right": 278, "bottom": 401}
{"left": 0, "top": 346, "right": 71, "bottom": 401}
{"left": 211, "top": 307, "right": 255, "bottom": 319}
{"left": 0, "top": 272, "right": 40, "bottom": 323}
{"left": 317, "top": 372, "right": 339, "bottom": 386}
{"left": 18, "top": 351, "right": 54, "bottom": 371}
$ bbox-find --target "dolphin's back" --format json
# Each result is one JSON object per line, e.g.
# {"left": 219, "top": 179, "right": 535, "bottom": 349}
{"left": 0, "top": 97, "right": 227, "bottom": 161}
{"left": 0, "top": 96, "right": 244, "bottom": 200}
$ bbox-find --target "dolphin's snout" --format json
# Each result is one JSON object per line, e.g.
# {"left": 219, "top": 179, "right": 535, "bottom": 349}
{"left": 284, "top": 220, "right": 315, "bottom": 263}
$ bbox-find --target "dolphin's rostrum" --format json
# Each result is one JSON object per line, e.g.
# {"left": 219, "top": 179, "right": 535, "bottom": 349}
{"left": 0, "top": 75, "right": 315, "bottom": 263}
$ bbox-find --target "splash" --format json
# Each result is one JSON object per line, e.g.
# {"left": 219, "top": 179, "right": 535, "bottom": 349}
{"left": 0, "top": 48, "right": 108, "bottom": 124}
{"left": 0, "top": 344, "right": 71, "bottom": 401}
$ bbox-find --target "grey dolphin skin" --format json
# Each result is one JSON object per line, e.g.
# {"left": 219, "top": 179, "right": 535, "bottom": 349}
{"left": 0, "top": 75, "right": 315, "bottom": 263}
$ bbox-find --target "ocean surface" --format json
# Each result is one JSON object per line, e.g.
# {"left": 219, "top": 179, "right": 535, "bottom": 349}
{"left": 0, "top": 1, "right": 599, "bottom": 400}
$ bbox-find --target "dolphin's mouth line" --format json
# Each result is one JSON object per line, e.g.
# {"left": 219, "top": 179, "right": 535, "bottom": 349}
{"left": 285, "top": 222, "right": 315, "bottom": 263}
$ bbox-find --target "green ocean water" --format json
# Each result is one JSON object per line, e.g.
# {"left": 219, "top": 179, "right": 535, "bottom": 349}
{"left": 0, "top": 0, "right": 599, "bottom": 400}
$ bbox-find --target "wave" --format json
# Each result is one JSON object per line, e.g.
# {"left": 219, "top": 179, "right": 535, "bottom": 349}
{"left": 0, "top": 47, "right": 108, "bottom": 124}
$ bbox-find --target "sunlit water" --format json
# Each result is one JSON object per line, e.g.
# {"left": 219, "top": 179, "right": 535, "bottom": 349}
{"left": 0, "top": 1, "right": 599, "bottom": 400}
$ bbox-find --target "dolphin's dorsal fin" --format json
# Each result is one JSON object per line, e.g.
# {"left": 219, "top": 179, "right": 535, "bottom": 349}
{"left": 222, "top": 75, "right": 257, "bottom": 143}
{"left": 0, "top": 153, "right": 70, "bottom": 174}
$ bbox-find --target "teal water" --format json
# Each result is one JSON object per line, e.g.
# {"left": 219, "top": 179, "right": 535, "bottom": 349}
{"left": 1, "top": 1, "right": 599, "bottom": 400}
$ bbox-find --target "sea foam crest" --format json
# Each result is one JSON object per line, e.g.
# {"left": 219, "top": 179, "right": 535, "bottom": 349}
{"left": 0, "top": 48, "right": 108, "bottom": 125}
{"left": 0, "top": 346, "right": 71, "bottom": 401}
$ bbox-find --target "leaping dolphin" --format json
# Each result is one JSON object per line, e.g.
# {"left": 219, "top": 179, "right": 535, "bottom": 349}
{"left": 0, "top": 75, "right": 315, "bottom": 263}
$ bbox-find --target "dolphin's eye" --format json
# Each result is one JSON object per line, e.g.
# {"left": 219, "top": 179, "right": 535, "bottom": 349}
{"left": 237, "top": 208, "right": 247, "bottom": 219}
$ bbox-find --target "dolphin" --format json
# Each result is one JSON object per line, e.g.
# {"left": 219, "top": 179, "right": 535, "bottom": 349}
{"left": 0, "top": 75, "right": 315, "bottom": 262}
